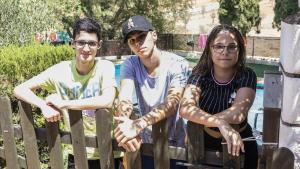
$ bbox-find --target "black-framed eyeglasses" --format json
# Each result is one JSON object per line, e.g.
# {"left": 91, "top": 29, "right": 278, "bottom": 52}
{"left": 128, "top": 32, "right": 149, "bottom": 46}
{"left": 74, "top": 40, "right": 99, "bottom": 49}
{"left": 211, "top": 44, "right": 239, "bottom": 54}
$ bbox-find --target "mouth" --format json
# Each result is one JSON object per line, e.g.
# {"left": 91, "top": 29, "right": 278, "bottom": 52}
{"left": 80, "top": 54, "right": 90, "bottom": 59}
{"left": 138, "top": 47, "right": 146, "bottom": 53}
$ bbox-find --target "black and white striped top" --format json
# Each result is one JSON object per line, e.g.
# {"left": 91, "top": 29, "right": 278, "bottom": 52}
{"left": 187, "top": 67, "right": 257, "bottom": 128}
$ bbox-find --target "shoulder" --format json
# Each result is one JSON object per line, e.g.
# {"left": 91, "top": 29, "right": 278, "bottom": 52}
{"left": 46, "top": 61, "right": 71, "bottom": 72}
{"left": 236, "top": 67, "right": 257, "bottom": 80}
{"left": 187, "top": 73, "right": 209, "bottom": 85}
{"left": 163, "top": 51, "right": 187, "bottom": 64}
{"left": 234, "top": 67, "right": 257, "bottom": 89}
{"left": 95, "top": 58, "right": 114, "bottom": 67}
{"left": 121, "top": 55, "right": 141, "bottom": 69}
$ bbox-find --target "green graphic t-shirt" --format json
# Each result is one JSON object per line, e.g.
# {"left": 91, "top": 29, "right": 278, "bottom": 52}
{"left": 30, "top": 58, "right": 122, "bottom": 159}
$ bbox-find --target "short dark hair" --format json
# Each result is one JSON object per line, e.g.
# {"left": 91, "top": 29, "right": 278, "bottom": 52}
{"left": 72, "top": 17, "right": 102, "bottom": 41}
{"left": 192, "top": 24, "right": 246, "bottom": 75}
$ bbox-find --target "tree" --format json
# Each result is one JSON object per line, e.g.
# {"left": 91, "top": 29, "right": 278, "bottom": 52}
{"left": 0, "top": 0, "right": 60, "bottom": 46}
{"left": 218, "top": 0, "right": 261, "bottom": 36}
{"left": 273, "top": 0, "right": 299, "bottom": 29}
{"left": 78, "top": 0, "right": 192, "bottom": 39}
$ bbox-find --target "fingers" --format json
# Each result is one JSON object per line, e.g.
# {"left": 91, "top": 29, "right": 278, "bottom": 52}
{"left": 120, "top": 138, "right": 142, "bottom": 152}
{"left": 227, "top": 132, "right": 244, "bottom": 156}
{"left": 46, "top": 113, "right": 61, "bottom": 122}
{"left": 114, "top": 116, "right": 127, "bottom": 123}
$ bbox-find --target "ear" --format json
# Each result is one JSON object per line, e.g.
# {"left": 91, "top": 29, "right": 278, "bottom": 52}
{"left": 71, "top": 39, "right": 76, "bottom": 49}
{"left": 98, "top": 40, "right": 102, "bottom": 50}
{"left": 151, "top": 31, "right": 158, "bottom": 42}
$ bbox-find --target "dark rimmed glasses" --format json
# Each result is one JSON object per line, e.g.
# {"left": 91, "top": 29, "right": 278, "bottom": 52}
{"left": 74, "top": 40, "right": 99, "bottom": 49}
{"left": 211, "top": 44, "right": 239, "bottom": 54}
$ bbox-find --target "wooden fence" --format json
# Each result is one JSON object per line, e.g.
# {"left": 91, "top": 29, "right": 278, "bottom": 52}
{"left": 0, "top": 72, "right": 284, "bottom": 169}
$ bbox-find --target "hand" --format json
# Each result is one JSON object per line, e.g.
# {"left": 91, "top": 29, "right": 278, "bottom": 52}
{"left": 41, "top": 104, "right": 62, "bottom": 122}
{"left": 122, "top": 136, "right": 142, "bottom": 152}
{"left": 45, "top": 94, "right": 66, "bottom": 109}
{"left": 114, "top": 116, "right": 145, "bottom": 146}
{"left": 218, "top": 120, "right": 244, "bottom": 156}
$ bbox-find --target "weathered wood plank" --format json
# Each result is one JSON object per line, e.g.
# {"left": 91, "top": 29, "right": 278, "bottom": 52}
{"left": 18, "top": 101, "right": 41, "bottom": 169}
{"left": 95, "top": 109, "right": 114, "bottom": 169}
{"left": 46, "top": 122, "right": 64, "bottom": 169}
{"left": 271, "top": 147, "right": 294, "bottom": 169}
{"left": 187, "top": 121, "right": 204, "bottom": 169}
{"left": 0, "top": 147, "right": 27, "bottom": 169}
{"left": 261, "top": 71, "right": 282, "bottom": 169}
{"left": 124, "top": 151, "right": 142, "bottom": 169}
{"left": 69, "top": 110, "right": 88, "bottom": 169}
{"left": 263, "top": 71, "right": 282, "bottom": 109}
{"left": 152, "top": 119, "right": 170, "bottom": 169}
{"left": 0, "top": 96, "right": 20, "bottom": 169}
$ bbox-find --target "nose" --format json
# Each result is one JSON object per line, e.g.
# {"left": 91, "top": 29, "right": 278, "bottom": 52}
{"left": 82, "top": 44, "right": 91, "bottom": 51}
{"left": 222, "top": 47, "right": 229, "bottom": 55}
{"left": 134, "top": 40, "right": 142, "bottom": 48}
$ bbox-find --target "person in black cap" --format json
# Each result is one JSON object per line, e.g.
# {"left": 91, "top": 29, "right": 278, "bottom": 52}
{"left": 114, "top": 15, "right": 188, "bottom": 169}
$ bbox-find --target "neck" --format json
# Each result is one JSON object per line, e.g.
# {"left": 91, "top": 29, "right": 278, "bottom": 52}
{"left": 213, "top": 66, "right": 235, "bottom": 83}
{"left": 141, "top": 46, "right": 161, "bottom": 74}
{"left": 76, "top": 61, "right": 95, "bottom": 75}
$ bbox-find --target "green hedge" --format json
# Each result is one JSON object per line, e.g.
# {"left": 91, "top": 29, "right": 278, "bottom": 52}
{"left": 0, "top": 43, "right": 74, "bottom": 97}
{"left": 0, "top": 43, "right": 74, "bottom": 167}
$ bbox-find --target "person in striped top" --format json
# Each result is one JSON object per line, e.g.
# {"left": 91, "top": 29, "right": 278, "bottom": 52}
{"left": 180, "top": 24, "right": 258, "bottom": 169}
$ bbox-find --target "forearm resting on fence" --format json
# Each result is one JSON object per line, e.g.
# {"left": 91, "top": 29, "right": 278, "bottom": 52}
{"left": 137, "top": 87, "right": 183, "bottom": 128}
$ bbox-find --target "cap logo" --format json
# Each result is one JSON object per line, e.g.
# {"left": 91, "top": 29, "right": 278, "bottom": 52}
{"left": 127, "top": 18, "right": 135, "bottom": 30}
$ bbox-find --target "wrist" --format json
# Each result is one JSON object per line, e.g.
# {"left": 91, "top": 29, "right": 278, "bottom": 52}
{"left": 133, "top": 118, "right": 147, "bottom": 134}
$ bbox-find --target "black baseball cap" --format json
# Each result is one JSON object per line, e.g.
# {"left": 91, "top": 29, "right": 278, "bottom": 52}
{"left": 122, "top": 15, "right": 154, "bottom": 43}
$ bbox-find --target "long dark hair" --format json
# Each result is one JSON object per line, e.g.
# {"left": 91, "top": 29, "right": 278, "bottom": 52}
{"left": 192, "top": 24, "right": 246, "bottom": 75}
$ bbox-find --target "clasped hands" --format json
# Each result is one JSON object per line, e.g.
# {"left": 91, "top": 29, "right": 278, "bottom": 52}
{"left": 114, "top": 116, "right": 143, "bottom": 152}
{"left": 42, "top": 94, "right": 65, "bottom": 122}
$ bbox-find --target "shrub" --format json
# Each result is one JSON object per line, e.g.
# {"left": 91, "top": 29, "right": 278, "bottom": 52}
{"left": 0, "top": 43, "right": 74, "bottom": 167}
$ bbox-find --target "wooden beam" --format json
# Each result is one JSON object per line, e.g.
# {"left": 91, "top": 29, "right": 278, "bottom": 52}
{"left": 19, "top": 101, "right": 41, "bottom": 169}
{"left": 0, "top": 96, "right": 20, "bottom": 169}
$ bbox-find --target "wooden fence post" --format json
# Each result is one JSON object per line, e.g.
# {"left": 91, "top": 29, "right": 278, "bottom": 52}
{"left": 69, "top": 110, "right": 88, "bottom": 169}
{"left": 46, "top": 121, "right": 64, "bottom": 169}
{"left": 19, "top": 101, "right": 41, "bottom": 169}
{"left": 0, "top": 96, "right": 19, "bottom": 169}
{"left": 259, "top": 71, "right": 282, "bottom": 169}
{"left": 95, "top": 109, "right": 114, "bottom": 169}
{"left": 153, "top": 118, "right": 170, "bottom": 169}
{"left": 187, "top": 121, "right": 204, "bottom": 169}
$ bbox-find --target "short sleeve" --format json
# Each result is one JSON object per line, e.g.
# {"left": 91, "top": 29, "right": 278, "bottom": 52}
{"left": 236, "top": 68, "right": 257, "bottom": 90}
{"left": 170, "top": 59, "right": 189, "bottom": 88}
{"left": 187, "top": 74, "right": 204, "bottom": 86}
{"left": 120, "top": 57, "right": 135, "bottom": 81}
{"left": 99, "top": 60, "right": 117, "bottom": 90}
{"left": 29, "top": 63, "right": 60, "bottom": 91}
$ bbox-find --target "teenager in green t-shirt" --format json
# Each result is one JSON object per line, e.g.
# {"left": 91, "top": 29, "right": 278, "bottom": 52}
{"left": 14, "top": 17, "right": 123, "bottom": 169}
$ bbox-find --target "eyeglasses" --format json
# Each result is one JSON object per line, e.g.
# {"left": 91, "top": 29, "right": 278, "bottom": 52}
{"left": 74, "top": 40, "right": 99, "bottom": 49}
{"left": 211, "top": 44, "right": 239, "bottom": 54}
{"left": 128, "top": 32, "right": 148, "bottom": 46}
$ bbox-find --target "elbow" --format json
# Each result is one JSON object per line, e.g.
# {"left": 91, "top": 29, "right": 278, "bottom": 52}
{"left": 105, "top": 100, "right": 114, "bottom": 109}
{"left": 13, "top": 85, "right": 23, "bottom": 99}
{"left": 179, "top": 104, "right": 189, "bottom": 119}
{"left": 231, "top": 113, "right": 247, "bottom": 124}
